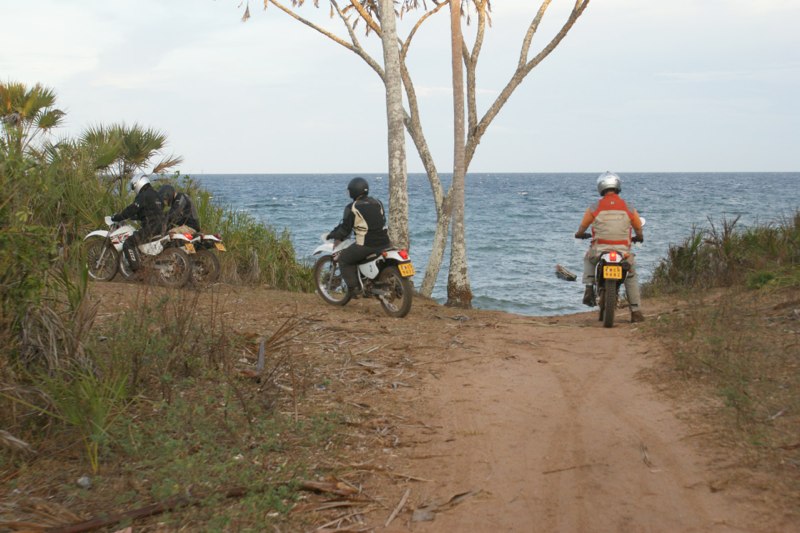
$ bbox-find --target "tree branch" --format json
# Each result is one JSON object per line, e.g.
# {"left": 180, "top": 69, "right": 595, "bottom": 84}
{"left": 519, "top": 0, "right": 551, "bottom": 70}
{"left": 465, "top": 0, "right": 590, "bottom": 167}
{"left": 401, "top": 0, "right": 448, "bottom": 60}
{"left": 265, "top": 0, "right": 386, "bottom": 80}
{"left": 349, "top": 0, "right": 382, "bottom": 35}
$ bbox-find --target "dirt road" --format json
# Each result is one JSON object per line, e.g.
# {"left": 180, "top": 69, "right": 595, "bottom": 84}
{"left": 374, "top": 309, "right": 767, "bottom": 532}
{"left": 89, "top": 282, "right": 790, "bottom": 532}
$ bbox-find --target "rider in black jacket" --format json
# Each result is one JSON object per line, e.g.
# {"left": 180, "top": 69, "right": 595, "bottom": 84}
{"left": 111, "top": 174, "right": 163, "bottom": 271}
{"left": 159, "top": 184, "right": 201, "bottom": 233}
{"left": 327, "top": 177, "right": 391, "bottom": 296}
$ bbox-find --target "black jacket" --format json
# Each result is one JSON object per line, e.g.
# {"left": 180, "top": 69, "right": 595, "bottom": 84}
{"left": 112, "top": 183, "right": 163, "bottom": 237}
{"left": 328, "top": 196, "right": 390, "bottom": 248}
{"left": 166, "top": 192, "right": 201, "bottom": 232}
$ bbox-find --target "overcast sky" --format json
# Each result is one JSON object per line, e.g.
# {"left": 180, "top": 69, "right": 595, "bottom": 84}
{"left": 2, "top": 0, "right": 798, "bottom": 174}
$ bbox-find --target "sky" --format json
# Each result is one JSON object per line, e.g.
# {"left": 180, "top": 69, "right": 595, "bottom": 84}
{"left": 2, "top": 0, "right": 799, "bottom": 174}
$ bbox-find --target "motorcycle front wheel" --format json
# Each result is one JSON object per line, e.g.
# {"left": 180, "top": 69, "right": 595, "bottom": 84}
{"left": 85, "top": 237, "right": 118, "bottom": 282}
{"left": 191, "top": 249, "right": 221, "bottom": 287}
{"left": 154, "top": 248, "right": 192, "bottom": 288}
{"left": 313, "top": 256, "right": 351, "bottom": 306}
{"left": 602, "top": 279, "right": 617, "bottom": 328}
{"left": 376, "top": 266, "right": 413, "bottom": 318}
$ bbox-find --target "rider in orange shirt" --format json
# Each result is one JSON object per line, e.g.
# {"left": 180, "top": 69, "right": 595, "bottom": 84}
{"left": 575, "top": 172, "right": 645, "bottom": 323}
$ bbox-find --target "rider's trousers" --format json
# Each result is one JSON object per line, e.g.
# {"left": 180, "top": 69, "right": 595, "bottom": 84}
{"left": 582, "top": 247, "right": 642, "bottom": 311}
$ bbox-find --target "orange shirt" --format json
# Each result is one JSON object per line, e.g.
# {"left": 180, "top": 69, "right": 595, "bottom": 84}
{"left": 577, "top": 193, "right": 643, "bottom": 246}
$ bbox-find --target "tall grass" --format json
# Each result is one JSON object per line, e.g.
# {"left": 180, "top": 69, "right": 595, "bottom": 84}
{"left": 2, "top": 86, "right": 312, "bottom": 474}
{"left": 646, "top": 212, "right": 800, "bottom": 295}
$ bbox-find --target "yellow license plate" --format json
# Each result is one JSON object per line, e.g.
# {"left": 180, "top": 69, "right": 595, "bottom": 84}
{"left": 398, "top": 262, "right": 415, "bottom": 277}
{"left": 215, "top": 242, "right": 226, "bottom": 252}
{"left": 184, "top": 242, "right": 195, "bottom": 254}
{"left": 603, "top": 265, "right": 623, "bottom": 280}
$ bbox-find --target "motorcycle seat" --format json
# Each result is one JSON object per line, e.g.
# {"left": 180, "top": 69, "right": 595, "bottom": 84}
{"left": 360, "top": 246, "right": 394, "bottom": 263}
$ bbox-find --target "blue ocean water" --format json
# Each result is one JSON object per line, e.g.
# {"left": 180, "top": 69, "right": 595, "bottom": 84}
{"left": 194, "top": 173, "right": 799, "bottom": 316}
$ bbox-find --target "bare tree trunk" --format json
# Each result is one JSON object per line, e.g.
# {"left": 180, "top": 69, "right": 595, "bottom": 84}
{"left": 377, "top": 0, "right": 409, "bottom": 249}
{"left": 446, "top": 0, "right": 472, "bottom": 308}
{"left": 420, "top": 192, "right": 452, "bottom": 296}
{"left": 400, "top": 64, "right": 450, "bottom": 297}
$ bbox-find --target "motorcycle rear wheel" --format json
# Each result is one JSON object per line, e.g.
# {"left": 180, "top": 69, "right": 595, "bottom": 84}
{"left": 314, "top": 256, "right": 351, "bottom": 306}
{"left": 191, "top": 249, "right": 221, "bottom": 287}
{"left": 86, "top": 237, "right": 118, "bottom": 282}
{"left": 602, "top": 279, "right": 617, "bottom": 328}
{"left": 376, "top": 266, "right": 413, "bottom": 318}
{"left": 155, "top": 248, "right": 192, "bottom": 288}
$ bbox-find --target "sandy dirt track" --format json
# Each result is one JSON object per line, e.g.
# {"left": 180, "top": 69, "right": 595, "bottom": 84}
{"left": 88, "top": 282, "right": 793, "bottom": 532}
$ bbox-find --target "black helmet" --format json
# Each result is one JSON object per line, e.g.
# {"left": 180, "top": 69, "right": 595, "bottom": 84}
{"left": 347, "top": 177, "right": 369, "bottom": 200}
{"left": 159, "top": 184, "right": 176, "bottom": 206}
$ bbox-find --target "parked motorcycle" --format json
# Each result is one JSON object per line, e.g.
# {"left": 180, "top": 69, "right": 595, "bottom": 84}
{"left": 182, "top": 231, "right": 225, "bottom": 286}
{"left": 577, "top": 231, "right": 643, "bottom": 328}
{"left": 85, "top": 217, "right": 192, "bottom": 288}
{"left": 312, "top": 235, "right": 414, "bottom": 318}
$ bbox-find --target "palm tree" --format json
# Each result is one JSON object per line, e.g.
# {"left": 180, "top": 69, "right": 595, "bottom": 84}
{"left": 80, "top": 123, "right": 183, "bottom": 196}
{"left": 0, "top": 81, "right": 65, "bottom": 159}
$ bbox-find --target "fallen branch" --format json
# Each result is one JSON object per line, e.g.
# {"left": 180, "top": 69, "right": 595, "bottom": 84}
{"left": 385, "top": 488, "right": 410, "bottom": 527}
{"left": 542, "top": 462, "right": 607, "bottom": 475}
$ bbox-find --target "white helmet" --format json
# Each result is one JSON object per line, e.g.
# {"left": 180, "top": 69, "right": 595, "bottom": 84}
{"left": 596, "top": 171, "right": 621, "bottom": 196}
{"left": 129, "top": 173, "right": 150, "bottom": 195}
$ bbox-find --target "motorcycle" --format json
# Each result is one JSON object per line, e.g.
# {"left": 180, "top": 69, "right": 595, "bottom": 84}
{"left": 577, "top": 231, "right": 643, "bottom": 328}
{"left": 181, "top": 231, "right": 226, "bottom": 286}
{"left": 85, "top": 217, "right": 193, "bottom": 288}
{"left": 312, "top": 235, "right": 415, "bottom": 318}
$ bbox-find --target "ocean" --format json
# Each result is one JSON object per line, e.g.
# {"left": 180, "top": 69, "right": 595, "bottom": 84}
{"left": 193, "top": 172, "right": 799, "bottom": 316}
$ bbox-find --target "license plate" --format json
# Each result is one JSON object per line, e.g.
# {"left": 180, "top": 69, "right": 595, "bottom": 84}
{"left": 603, "top": 265, "right": 623, "bottom": 280}
{"left": 398, "top": 262, "right": 415, "bottom": 277}
{"left": 215, "top": 242, "right": 226, "bottom": 252}
{"left": 184, "top": 242, "right": 195, "bottom": 254}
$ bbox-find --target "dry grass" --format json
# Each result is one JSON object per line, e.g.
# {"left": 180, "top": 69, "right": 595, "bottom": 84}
{"left": 642, "top": 286, "right": 800, "bottom": 516}
{"left": 0, "top": 284, "right": 437, "bottom": 531}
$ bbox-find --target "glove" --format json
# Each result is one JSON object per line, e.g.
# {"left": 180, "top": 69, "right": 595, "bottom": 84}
{"left": 325, "top": 233, "right": 333, "bottom": 241}
{"left": 574, "top": 232, "right": 582, "bottom": 239}
{"left": 632, "top": 234, "right": 644, "bottom": 243}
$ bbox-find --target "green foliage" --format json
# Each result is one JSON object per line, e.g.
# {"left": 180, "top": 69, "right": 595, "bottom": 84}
{"left": 0, "top": 81, "right": 64, "bottom": 158}
{"left": 645, "top": 213, "right": 800, "bottom": 295}
{"left": 0, "top": 80, "right": 327, "bottom": 529}
{"left": 114, "top": 391, "right": 312, "bottom": 526}
{"left": 80, "top": 123, "right": 183, "bottom": 196}
{"left": 36, "top": 360, "right": 130, "bottom": 473}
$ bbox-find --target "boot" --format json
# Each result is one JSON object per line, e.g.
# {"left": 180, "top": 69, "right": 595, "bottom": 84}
{"left": 582, "top": 285, "right": 596, "bottom": 307}
{"left": 630, "top": 310, "right": 645, "bottom": 323}
{"left": 347, "top": 286, "right": 364, "bottom": 299}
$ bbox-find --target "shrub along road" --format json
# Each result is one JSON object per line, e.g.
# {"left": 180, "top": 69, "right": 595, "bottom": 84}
{"left": 59, "top": 281, "right": 796, "bottom": 531}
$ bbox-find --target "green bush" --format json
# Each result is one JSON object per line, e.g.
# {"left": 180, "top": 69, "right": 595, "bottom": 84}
{"left": 645, "top": 212, "right": 800, "bottom": 295}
